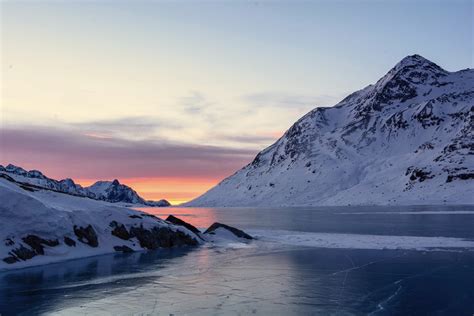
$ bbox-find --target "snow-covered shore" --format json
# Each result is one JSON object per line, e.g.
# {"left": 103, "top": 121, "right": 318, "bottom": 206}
{"left": 0, "top": 176, "right": 253, "bottom": 271}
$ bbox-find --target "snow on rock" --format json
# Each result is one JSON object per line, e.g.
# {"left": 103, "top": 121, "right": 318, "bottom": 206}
{"left": 204, "top": 223, "right": 253, "bottom": 240}
{"left": 166, "top": 215, "right": 205, "bottom": 240}
{"left": 0, "top": 165, "right": 170, "bottom": 207}
{"left": 187, "top": 55, "right": 474, "bottom": 207}
{"left": 201, "top": 223, "right": 254, "bottom": 249}
{"left": 0, "top": 177, "right": 200, "bottom": 271}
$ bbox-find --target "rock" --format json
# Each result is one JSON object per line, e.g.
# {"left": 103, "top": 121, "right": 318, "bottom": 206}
{"left": 3, "top": 256, "right": 18, "bottom": 264}
{"left": 204, "top": 223, "right": 253, "bottom": 240}
{"left": 2, "top": 235, "right": 60, "bottom": 263}
{"left": 114, "top": 245, "right": 134, "bottom": 253}
{"left": 64, "top": 237, "right": 76, "bottom": 247}
{"left": 4, "top": 238, "right": 14, "bottom": 246}
{"left": 446, "top": 172, "right": 474, "bottom": 182}
{"left": 129, "top": 225, "right": 198, "bottom": 250}
{"left": 11, "top": 245, "right": 36, "bottom": 261}
{"left": 73, "top": 225, "right": 99, "bottom": 247}
{"left": 22, "top": 235, "right": 59, "bottom": 255}
{"left": 110, "top": 221, "right": 131, "bottom": 240}
{"left": 145, "top": 199, "right": 171, "bottom": 207}
{"left": 166, "top": 215, "right": 203, "bottom": 238}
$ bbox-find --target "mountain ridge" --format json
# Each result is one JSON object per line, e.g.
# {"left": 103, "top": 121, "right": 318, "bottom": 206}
{"left": 0, "top": 164, "right": 170, "bottom": 207}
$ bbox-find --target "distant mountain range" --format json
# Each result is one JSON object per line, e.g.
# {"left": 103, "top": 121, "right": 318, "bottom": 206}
{"left": 188, "top": 55, "right": 474, "bottom": 206}
{"left": 0, "top": 164, "right": 170, "bottom": 207}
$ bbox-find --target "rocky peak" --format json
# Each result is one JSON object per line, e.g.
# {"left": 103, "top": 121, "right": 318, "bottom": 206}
{"left": 392, "top": 54, "right": 444, "bottom": 72}
{"left": 376, "top": 54, "right": 448, "bottom": 89}
{"left": 350, "top": 55, "right": 450, "bottom": 117}
{"left": 112, "top": 179, "right": 120, "bottom": 186}
{"left": 59, "top": 178, "right": 76, "bottom": 187}
{"left": 5, "top": 164, "right": 27, "bottom": 176}
{"left": 27, "top": 170, "right": 46, "bottom": 179}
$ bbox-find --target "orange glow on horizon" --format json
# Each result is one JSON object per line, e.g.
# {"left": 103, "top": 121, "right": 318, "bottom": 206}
{"left": 75, "top": 177, "right": 220, "bottom": 205}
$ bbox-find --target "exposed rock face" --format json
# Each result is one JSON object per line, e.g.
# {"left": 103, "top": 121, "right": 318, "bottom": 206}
{"left": 3, "top": 235, "right": 60, "bottom": 263}
{"left": 110, "top": 221, "right": 131, "bottom": 240}
{"left": 74, "top": 225, "right": 99, "bottom": 248}
{"left": 10, "top": 245, "right": 36, "bottom": 262}
{"left": 188, "top": 55, "right": 474, "bottom": 207}
{"left": 204, "top": 223, "right": 253, "bottom": 240}
{"left": 22, "top": 235, "right": 59, "bottom": 255}
{"left": 109, "top": 219, "right": 200, "bottom": 250}
{"left": 129, "top": 226, "right": 198, "bottom": 249}
{"left": 64, "top": 237, "right": 76, "bottom": 247}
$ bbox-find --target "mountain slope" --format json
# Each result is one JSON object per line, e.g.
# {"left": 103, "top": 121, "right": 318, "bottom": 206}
{"left": 188, "top": 55, "right": 474, "bottom": 207}
{"left": 0, "top": 174, "right": 253, "bottom": 270}
{"left": 0, "top": 164, "right": 170, "bottom": 206}
{"left": 0, "top": 175, "right": 199, "bottom": 270}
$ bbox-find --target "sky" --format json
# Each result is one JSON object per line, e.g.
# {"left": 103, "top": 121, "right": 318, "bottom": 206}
{"left": 1, "top": 0, "right": 473, "bottom": 204}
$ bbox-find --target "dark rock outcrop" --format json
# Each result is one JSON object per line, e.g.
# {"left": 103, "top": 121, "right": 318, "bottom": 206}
{"left": 129, "top": 225, "right": 198, "bottom": 249}
{"left": 204, "top": 222, "right": 253, "bottom": 240}
{"left": 74, "top": 225, "right": 99, "bottom": 247}
{"left": 3, "top": 235, "right": 60, "bottom": 264}
{"left": 3, "top": 256, "right": 18, "bottom": 264}
{"left": 22, "top": 235, "right": 59, "bottom": 255}
{"left": 64, "top": 237, "right": 76, "bottom": 247}
{"left": 166, "top": 215, "right": 203, "bottom": 237}
{"left": 11, "top": 245, "right": 36, "bottom": 261}
{"left": 447, "top": 172, "right": 474, "bottom": 182}
{"left": 110, "top": 221, "right": 131, "bottom": 240}
{"left": 114, "top": 245, "right": 134, "bottom": 253}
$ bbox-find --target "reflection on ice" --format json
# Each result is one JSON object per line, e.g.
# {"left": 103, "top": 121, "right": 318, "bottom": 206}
{"left": 2, "top": 205, "right": 474, "bottom": 315}
{"left": 250, "top": 229, "right": 474, "bottom": 251}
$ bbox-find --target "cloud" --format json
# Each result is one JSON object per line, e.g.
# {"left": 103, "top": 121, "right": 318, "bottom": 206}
{"left": 178, "top": 91, "right": 214, "bottom": 115}
{"left": 241, "top": 92, "right": 344, "bottom": 109}
{"left": 215, "top": 133, "right": 282, "bottom": 145}
{"left": 0, "top": 126, "right": 257, "bottom": 180}
{"left": 71, "top": 116, "right": 182, "bottom": 139}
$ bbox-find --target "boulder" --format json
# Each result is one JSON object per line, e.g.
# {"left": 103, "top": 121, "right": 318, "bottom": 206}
{"left": 64, "top": 237, "right": 76, "bottom": 247}
{"left": 114, "top": 245, "right": 134, "bottom": 253}
{"left": 129, "top": 225, "right": 198, "bottom": 250}
{"left": 204, "top": 223, "right": 253, "bottom": 240}
{"left": 166, "top": 215, "right": 203, "bottom": 238}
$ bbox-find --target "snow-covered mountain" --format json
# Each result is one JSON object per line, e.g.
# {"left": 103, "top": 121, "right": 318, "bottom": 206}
{"left": 188, "top": 55, "right": 474, "bottom": 207}
{"left": 0, "top": 164, "right": 170, "bottom": 206}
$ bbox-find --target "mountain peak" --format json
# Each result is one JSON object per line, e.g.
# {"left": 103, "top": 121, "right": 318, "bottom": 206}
{"left": 188, "top": 55, "right": 473, "bottom": 207}
{"left": 390, "top": 54, "right": 447, "bottom": 76}
{"left": 395, "top": 54, "right": 430, "bottom": 68}
{"left": 112, "top": 179, "right": 120, "bottom": 186}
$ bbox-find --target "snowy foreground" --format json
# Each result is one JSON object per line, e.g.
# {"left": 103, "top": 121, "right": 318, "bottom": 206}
{"left": 2, "top": 169, "right": 474, "bottom": 272}
{"left": 0, "top": 176, "right": 251, "bottom": 271}
{"left": 188, "top": 55, "right": 474, "bottom": 207}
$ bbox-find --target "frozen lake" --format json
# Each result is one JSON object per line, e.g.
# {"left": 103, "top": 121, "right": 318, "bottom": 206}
{"left": 1, "top": 205, "right": 474, "bottom": 315}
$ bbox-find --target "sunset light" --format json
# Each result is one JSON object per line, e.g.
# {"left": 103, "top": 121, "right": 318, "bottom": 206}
{"left": 1, "top": 0, "right": 473, "bottom": 314}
